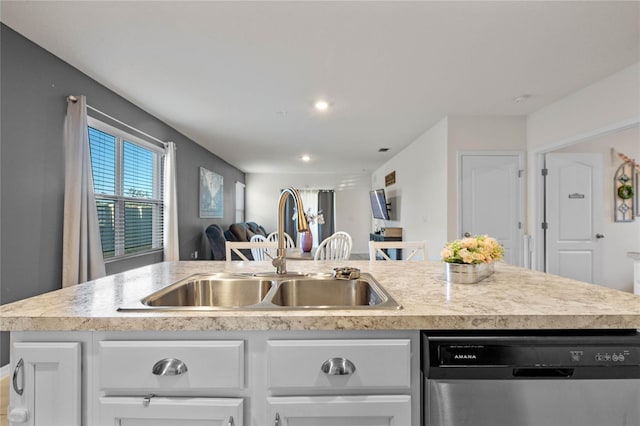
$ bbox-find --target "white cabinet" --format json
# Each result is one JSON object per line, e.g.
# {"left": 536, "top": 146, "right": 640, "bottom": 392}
{"left": 9, "top": 342, "right": 81, "bottom": 426}
{"left": 267, "top": 395, "right": 411, "bottom": 426}
{"left": 97, "top": 340, "right": 245, "bottom": 426}
{"left": 9, "top": 331, "right": 420, "bottom": 425}
{"left": 99, "top": 340, "right": 244, "bottom": 393}
{"left": 267, "top": 339, "right": 411, "bottom": 391}
{"left": 266, "top": 339, "right": 412, "bottom": 425}
{"left": 99, "top": 396, "right": 242, "bottom": 425}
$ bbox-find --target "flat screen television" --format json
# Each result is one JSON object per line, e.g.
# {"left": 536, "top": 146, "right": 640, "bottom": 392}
{"left": 369, "top": 188, "right": 390, "bottom": 220}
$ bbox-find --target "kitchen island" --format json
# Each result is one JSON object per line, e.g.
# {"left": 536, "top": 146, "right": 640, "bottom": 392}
{"left": 1, "top": 260, "right": 639, "bottom": 426}
{"left": 1, "top": 260, "right": 639, "bottom": 331}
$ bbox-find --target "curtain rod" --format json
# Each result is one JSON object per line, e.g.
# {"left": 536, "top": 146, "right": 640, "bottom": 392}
{"left": 67, "top": 95, "right": 169, "bottom": 149}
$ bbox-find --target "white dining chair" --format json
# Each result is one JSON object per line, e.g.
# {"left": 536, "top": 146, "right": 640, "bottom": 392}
{"left": 314, "top": 231, "right": 352, "bottom": 261}
{"left": 266, "top": 231, "right": 296, "bottom": 249}
{"left": 249, "top": 234, "right": 273, "bottom": 261}
{"left": 368, "top": 240, "right": 428, "bottom": 261}
{"left": 225, "top": 240, "right": 277, "bottom": 262}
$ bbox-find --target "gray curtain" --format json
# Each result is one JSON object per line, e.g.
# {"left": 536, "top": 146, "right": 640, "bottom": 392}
{"left": 317, "top": 190, "right": 335, "bottom": 241}
{"left": 62, "top": 95, "right": 106, "bottom": 287}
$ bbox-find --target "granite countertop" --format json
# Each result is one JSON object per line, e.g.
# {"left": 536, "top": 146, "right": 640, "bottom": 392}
{"left": 1, "top": 260, "right": 639, "bottom": 331}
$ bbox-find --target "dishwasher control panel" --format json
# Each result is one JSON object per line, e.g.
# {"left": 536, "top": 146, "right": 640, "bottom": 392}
{"left": 436, "top": 344, "right": 640, "bottom": 367}
{"left": 423, "top": 331, "right": 640, "bottom": 380}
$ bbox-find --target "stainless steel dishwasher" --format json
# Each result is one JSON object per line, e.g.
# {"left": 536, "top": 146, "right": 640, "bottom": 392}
{"left": 422, "top": 330, "right": 640, "bottom": 426}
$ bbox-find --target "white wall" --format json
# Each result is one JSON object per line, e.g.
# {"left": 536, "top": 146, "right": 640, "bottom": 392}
{"left": 245, "top": 173, "right": 372, "bottom": 254}
{"left": 372, "top": 118, "right": 448, "bottom": 259}
{"left": 371, "top": 116, "right": 527, "bottom": 260}
{"left": 526, "top": 62, "right": 640, "bottom": 240}
{"left": 554, "top": 125, "right": 640, "bottom": 293}
{"left": 527, "top": 63, "right": 640, "bottom": 152}
{"left": 526, "top": 62, "right": 640, "bottom": 278}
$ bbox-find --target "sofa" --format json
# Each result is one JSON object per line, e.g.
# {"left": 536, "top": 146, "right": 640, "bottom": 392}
{"left": 224, "top": 222, "right": 267, "bottom": 242}
{"left": 205, "top": 222, "right": 268, "bottom": 260}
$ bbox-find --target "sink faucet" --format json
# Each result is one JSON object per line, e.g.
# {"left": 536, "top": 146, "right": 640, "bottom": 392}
{"left": 272, "top": 187, "right": 309, "bottom": 275}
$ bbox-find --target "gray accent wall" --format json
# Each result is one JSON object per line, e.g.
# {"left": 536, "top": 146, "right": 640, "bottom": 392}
{"left": 0, "top": 24, "right": 245, "bottom": 365}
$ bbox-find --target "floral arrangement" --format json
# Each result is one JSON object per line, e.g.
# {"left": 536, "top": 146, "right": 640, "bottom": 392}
{"left": 441, "top": 235, "right": 504, "bottom": 264}
{"left": 293, "top": 208, "right": 325, "bottom": 225}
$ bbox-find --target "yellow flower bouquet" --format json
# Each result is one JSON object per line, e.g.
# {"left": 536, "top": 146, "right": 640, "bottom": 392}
{"left": 441, "top": 235, "right": 504, "bottom": 264}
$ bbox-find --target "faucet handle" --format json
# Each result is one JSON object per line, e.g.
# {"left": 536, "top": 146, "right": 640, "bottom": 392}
{"left": 272, "top": 256, "right": 286, "bottom": 270}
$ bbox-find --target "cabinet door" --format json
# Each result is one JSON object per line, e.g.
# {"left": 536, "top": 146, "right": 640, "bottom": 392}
{"left": 267, "top": 395, "right": 411, "bottom": 426}
{"left": 9, "top": 342, "right": 81, "bottom": 426}
{"left": 98, "top": 397, "right": 243, "bottom": 426}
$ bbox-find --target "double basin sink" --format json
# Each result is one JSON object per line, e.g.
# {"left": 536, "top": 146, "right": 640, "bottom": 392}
{"left": 119, "top": 270, "right": 402, "bottom": 311}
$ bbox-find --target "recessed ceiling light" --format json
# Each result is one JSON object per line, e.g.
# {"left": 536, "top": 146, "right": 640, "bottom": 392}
{"left": 301, "top": 154, "right": 311, "bottom": 162}
{"left": 314, "top": 100, "right": 329, "bottom": 111}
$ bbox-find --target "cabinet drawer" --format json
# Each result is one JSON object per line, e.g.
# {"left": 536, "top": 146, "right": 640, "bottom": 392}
{"left": 267, "top": 339, "right": 410, "bottom": 390}
{"left": 99, "top": 340, "right": 244, "bottom": 392}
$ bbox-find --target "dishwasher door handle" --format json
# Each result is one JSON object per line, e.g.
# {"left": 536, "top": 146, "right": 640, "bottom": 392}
{"left": 512, "top": 368, "right": 574, "bottom": 378}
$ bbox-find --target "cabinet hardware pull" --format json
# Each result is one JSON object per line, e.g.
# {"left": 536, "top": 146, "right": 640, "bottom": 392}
{"left": 152, "top": 358, "right": 188, "bottom": 376}
{"left": 142, "top": 394, "right": 156, "bottom": 407}
{"left": 320, "top": 357, "right": 356, "bottom": 375}
{"left": 274, "top": 412, "right": 280, "bottom": 426}
{"left": 12, "top": 358, "right": 24, "bottom": 396}
{"left": 228, "top": 416, "right": 235, "bottom": 426}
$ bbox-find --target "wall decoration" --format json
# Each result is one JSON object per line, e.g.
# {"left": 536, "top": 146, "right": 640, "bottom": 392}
{"left": 385, "top": 171, "right": 396, "bottom": 187}
{"left": 199, "top": 167, "right": 224, "bottom": 218}
{"left": 614, "top": 161, "right": 635, "bottom": 222}
{"left": 637, "top": 171, "right": 639, "bottom": 217}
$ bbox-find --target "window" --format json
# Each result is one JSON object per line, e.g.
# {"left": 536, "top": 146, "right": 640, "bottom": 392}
{"left": 88, "top": 118, "right": 164, "bottom": 259}
{"left": 235, "top": 181, "right": 245, "bottom": 223}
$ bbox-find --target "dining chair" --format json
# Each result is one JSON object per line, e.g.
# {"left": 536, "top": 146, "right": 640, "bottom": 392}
{"left": 249, "top": 234, "right": 273, "bottom": 261}
{"left": 225, "top": 240, "right": 277, "bottom": 262}
{"left": 314, "top": 231, "right": 352, "bottom": 261}
{"left": 368, "top": 240, "right": 428, "bottom": 261}
{"left": 266, "top": 231, "right": 296, "bottom": 249}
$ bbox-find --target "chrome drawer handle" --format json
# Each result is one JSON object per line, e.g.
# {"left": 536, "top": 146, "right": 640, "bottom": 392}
{"left": 152, "top": 358, "right": 188, "bottom": 376}
{"left": 12, "top": 358, "right": 24, "bottom": 395}
{"left": 321, "top": 357, "right": 356, "bottom": 375}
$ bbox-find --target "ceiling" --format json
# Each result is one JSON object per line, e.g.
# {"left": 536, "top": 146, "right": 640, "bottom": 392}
{"left": 2, "top": 1, "right": 639, "bottom": 174}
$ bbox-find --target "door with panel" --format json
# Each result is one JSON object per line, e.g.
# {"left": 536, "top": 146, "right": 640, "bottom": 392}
{"left": 460, "top": 153, "right": 524, "bottom": 266}
{"left": 9, "top": 342, "right": 81, "bottom": 426}
{"left": 545, "top": 152, "right": 603, "bottom": 283}
{"left": 267, "top": 395, "right": 411, "bottom": 426}
{"left": 98, "top": 397, "right": 242, "bottom": 426}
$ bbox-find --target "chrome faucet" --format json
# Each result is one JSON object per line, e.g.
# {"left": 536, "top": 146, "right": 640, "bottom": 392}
{"left": 272, "top": 187, "right": 309, "bottom": 275}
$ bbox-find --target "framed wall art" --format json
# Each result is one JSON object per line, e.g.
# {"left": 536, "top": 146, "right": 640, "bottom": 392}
{"left": 199, "top": 167, "right": 224, "bottom": 218}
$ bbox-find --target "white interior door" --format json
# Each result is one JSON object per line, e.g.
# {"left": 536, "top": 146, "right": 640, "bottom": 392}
{"left": 460, "top": 153, "right": 523, "bottom": 266}
{"left": 545, "top": 153, "right": 603, "bottom": 284}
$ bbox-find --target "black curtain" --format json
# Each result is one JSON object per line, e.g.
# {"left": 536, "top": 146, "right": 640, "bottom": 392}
{"left": 317, "top": 190, "right": 335, "bottom": 242}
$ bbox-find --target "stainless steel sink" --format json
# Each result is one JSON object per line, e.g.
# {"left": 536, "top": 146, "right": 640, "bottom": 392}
{"left": 119, "top": 272, "right": 402, "bottom": 311}
{"left": 271, "top": 278, "right": 388, "bottom": 308}
{"left": 142, "top": 275, "right": 274, "bottom": 307}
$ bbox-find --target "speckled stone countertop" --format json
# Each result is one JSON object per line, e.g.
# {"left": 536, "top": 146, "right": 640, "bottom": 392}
{"left": 1, "top": 261, "right": 639, "bottom": 331}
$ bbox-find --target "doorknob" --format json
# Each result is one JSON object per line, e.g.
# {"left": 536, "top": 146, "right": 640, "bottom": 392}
{"left": 463, "top": 232, "right": 471, "bottom": 238}
{"left": 595, "top": 233, "right": 605, "bottom": 239}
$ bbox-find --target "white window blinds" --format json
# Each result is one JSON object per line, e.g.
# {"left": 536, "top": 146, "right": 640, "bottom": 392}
{"left": 88, "top": 119, "right": 164, "bottom": 259}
